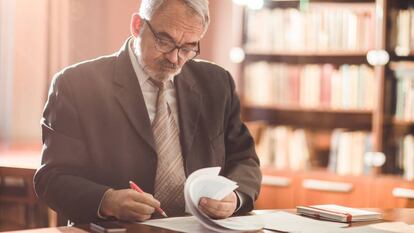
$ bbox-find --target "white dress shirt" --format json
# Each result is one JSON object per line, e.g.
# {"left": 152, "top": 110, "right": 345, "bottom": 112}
{"left": 127, "top": 39, "right": 179, "bottom": 127}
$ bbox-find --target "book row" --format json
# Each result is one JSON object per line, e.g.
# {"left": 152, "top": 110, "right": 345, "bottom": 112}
{"left": 245, "top": 5, "right": 375, "bottom": 53}
{"left": 391, "top": 8, "right": 414, "bottom": 56}
{"left": 393, "top": 62, "right": 414, "bottom": 121}
{"left": 255, "top": 125, "right": 374, "bottom": 176}
{"left": 327, "top": 129, "right": 373, "bottom": 176}
{"left": 397, "top": 135, "right": 414, "bottom": 180}
{"left": 243, "top": 62, "right": 375, "bottom": 110}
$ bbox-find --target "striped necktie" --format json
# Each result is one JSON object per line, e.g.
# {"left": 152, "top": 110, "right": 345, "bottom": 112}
{"left": 150, "top": 78, "right": 186, "bottom": 216}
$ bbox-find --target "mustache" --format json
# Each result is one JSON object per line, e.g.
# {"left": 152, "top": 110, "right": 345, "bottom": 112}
{"left": 159, "top": 60, "right": 178, "bottom": 69}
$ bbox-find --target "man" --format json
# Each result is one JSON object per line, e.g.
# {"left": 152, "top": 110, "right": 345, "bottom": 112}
{"left": 34, "top": 0, "right": 261, "bottom": 224}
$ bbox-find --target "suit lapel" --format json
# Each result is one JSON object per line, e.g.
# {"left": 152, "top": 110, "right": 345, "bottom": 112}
{"left": 175, "top": 66, "right": 202, "bottom": 160}
{"left": 113, "top": 40, "right": 156, "bottom": 151}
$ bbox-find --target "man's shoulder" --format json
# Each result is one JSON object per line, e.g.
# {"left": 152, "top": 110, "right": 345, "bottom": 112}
{"left": 182, "top": 59, "right": 235, "bottom": 94}
{"left": 184, "top": 59, "right": 231, "bottom": 84}
{"left": 186, "top": 59, "right": 226, "bottom": 73}
{"left": 49, "top": 53, "right": 121, "bottom": 93}
{"left": 58, "top": 53, "right": 118, "bottom": 78}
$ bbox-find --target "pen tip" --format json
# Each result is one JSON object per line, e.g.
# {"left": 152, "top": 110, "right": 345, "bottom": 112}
{"left": 128, "top": 181, "right": 132, "bottom": 184}
{"left": 162, "top": 212, "right": 168, "bottom": 218}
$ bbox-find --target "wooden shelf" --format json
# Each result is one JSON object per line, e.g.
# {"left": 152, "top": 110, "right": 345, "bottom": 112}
{"left": 388, "top": 0, "right": 414, "bottom": 9}
{"left": 244, "top": 52, "right": 369, "bottom": 64}
{"left": 263, "top": 0, "right": 299, "bottom": 9}
{"left": 261, "top": 166, "right": 370, "bottom": 178}
{"left": 260, "top": 166, "right": 414, "bottom": 182}
{"left": 242, "top": 104, "right": 372, "bottom": 130}
{"left": 264, "top": 0, "right": 375, "bottom": 9}
{"left": 389, "top": 53, "right": 414, "bottom": 62}
{"left": 393, "top": 119, "right": 414, "bottom": 135}
{"left": 394, "top": 119, "right": 414, "bottom": 125}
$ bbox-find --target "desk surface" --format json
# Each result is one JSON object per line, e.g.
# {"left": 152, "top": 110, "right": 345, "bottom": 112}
{"left": 8, "top": 208, "right": 414, "bottom": 233}
{"left": 0, "top": 149, "right": 41, "bottom": 212}
{"left": 0, "top": 150, "right": 41, "bottom": 170}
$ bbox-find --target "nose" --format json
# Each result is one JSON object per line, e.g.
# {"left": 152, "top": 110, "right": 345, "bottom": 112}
{"left": 164, "top": 48, "right": 179, "bottom": 65}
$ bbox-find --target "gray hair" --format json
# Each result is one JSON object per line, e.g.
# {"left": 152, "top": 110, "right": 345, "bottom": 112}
{"left": 139, "top": 0, "right": 210, "bottom": 30}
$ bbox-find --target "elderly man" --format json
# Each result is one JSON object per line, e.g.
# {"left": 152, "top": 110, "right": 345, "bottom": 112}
{"left": 34, "top": 0, "right": 261, "bottom": 224}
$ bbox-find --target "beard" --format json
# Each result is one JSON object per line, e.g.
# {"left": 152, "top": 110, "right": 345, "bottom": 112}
{"left": 133, "top": 39, "right": 182, "bottom": 82}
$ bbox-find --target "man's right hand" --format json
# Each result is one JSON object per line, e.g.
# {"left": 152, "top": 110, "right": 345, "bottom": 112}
{"left": 99, "top": 189, "right": 160, "bottom": 221}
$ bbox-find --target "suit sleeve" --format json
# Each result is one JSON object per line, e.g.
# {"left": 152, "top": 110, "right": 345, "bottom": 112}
{"left": 221, "top": 71, "right": 262, "bottom": 213}
{"left": 34, "top": 72, "right": 110, "bottom": 223}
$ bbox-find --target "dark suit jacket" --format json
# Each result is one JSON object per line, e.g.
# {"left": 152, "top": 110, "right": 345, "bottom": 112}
{"left": 34, "top": 39, "right": 261, "bottom": 223}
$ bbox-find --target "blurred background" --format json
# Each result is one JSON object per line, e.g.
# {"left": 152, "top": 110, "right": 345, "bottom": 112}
{"left": 1, "top": 0, "right": 414, "bottom": 231}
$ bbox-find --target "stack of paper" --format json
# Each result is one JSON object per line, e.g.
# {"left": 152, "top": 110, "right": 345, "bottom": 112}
{"left": 142, "top": 211, "right": 348, "bottom": 233}
{"left": 141, "top": 167, "right": 350, "bottom": 232}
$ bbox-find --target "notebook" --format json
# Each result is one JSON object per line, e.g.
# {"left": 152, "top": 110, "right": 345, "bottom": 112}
{"left": 297, "top": 204, "right": 382, "bottom": 223}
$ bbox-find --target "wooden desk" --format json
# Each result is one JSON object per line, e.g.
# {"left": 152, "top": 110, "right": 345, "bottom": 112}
{"left": 0, "top": 150, "right": 45, "bottom": 228}
{"left": 7, "top": 208, "right": 414, "bottom": 233}
{"left": 0, "top": 151, "right": 40, "bottom": 202}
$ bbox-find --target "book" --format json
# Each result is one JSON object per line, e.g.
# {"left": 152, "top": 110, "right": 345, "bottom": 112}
{"left": 296, "top": 204, "right": 382, "bottom": 223}
{"left": 243, "top": 62, "right": 375, "bottom": 110}
{"left": 184, "top": 167, "right": 263, "bottom": 232}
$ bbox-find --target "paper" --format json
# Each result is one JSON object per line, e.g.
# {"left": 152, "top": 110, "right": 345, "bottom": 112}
{"left": 142, "top": 211, "right": 348, "bottom": 233}
{"left": 141, "top": 216, "right": 211, "bottom": 233}
{"left": 141, "top": 167, "right": 347, "bottom": 233}
{"left": 142, "top": 167, "right": 262, "bottom": 232}
{"left": 184, "top": 167, "right": 263, "bottom": 232}
{"left": 237, "top": 211, "right": 348, "bottom": 233}
{"left": 341, "top": 222, "right": 414, "bottom": 233}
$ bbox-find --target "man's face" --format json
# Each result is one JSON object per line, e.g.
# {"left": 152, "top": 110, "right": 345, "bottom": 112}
{"left": 133, "top": 1, "right": 205, "bottom": 81}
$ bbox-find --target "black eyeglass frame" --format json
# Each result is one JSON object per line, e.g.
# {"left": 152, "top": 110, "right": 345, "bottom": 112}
{"left": 144, "top": 19, "right": 201, "bottom": 60}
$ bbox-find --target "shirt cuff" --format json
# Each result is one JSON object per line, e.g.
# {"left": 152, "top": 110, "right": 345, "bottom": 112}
{"left": 97, "top": 188, "right": 113, "bottom": 219}
{"left": 234, "top": 190, "right": 245, "bottom": 212}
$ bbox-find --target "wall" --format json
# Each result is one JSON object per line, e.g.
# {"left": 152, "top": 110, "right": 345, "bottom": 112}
{"left": 200, "top": 0, "right": 243, "bottom": 83}
{"left": 0, "top": 0, "right": 15, "bottom": 144}
{"left": 0, "top": 0, "right": 48, "bottom": 145}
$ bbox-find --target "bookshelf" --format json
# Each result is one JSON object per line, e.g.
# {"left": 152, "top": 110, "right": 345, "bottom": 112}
{"left": 238, "top": 0, "right": 414, "bottom": 209}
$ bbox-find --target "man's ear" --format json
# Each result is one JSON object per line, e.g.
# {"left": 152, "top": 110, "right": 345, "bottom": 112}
{"left": 130, "top": 13, "right": 143, "bottom": 37}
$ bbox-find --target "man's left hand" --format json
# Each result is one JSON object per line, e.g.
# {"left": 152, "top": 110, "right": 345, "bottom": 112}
{"left": 198, "top": 192, "right": 237, "bottom": 219}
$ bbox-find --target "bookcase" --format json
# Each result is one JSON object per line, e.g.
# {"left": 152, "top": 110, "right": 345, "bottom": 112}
{"left": 238, "top": 0, "right": 414, "bottom": 209}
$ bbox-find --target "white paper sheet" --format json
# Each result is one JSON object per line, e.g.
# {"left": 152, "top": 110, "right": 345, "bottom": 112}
{"left": 225, "top": 211, "right": 348, "bottom": 233}
{"left": 341, "top": 222, "right": 414, "bottom": 233}
{"left": 141, "top": 216, "right": 211, "bottom": 233}
{"left": 183, "top": 167, "right": 262, "bottom": 232}
{"left": 142, "top": 211, "right": 348, "bottom": 233}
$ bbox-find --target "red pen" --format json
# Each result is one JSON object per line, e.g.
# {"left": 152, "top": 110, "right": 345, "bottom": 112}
{"left": 129, "top": 181, "right": 168, "bottom": 218}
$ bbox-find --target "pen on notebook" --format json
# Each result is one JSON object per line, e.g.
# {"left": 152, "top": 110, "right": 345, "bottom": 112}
{"left": 128, "top": 181, "right": 168, "bottom": 218}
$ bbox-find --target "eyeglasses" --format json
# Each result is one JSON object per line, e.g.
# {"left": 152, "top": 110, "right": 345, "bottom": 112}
{"left": 144, "top": 19, "right": 200, "bottom": 60}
